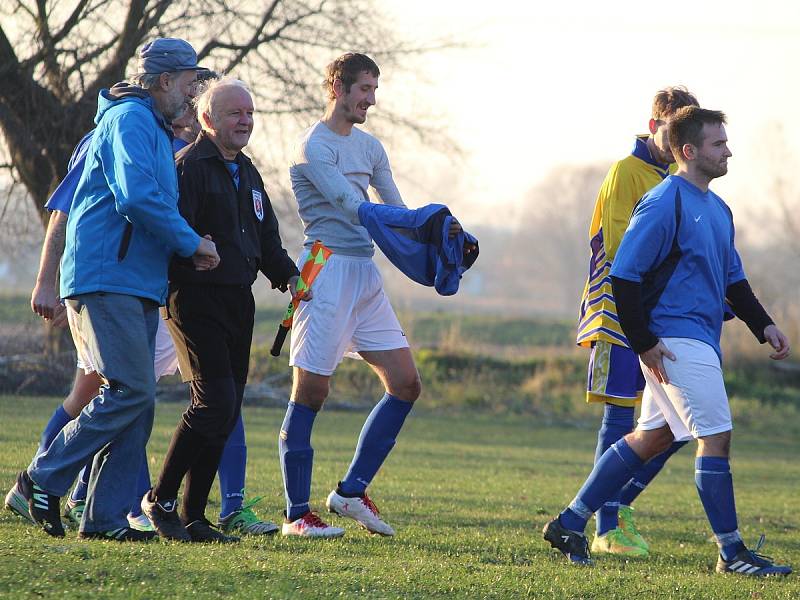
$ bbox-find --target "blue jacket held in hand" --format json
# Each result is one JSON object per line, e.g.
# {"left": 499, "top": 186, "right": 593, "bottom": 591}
{"left": 60, "top": 85, "right": 201, "bottom": 304}
{"left": 357, "top": 202, "right": 479, "bottom": 296}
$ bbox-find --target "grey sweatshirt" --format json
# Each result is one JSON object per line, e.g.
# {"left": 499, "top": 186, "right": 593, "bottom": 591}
{"left": 289, "top": 121, "right": 406, "bottom": 257}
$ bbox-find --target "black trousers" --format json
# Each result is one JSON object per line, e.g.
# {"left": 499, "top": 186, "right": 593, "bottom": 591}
{"left": 153, "top": 284, "right": 254, "bottom": 521}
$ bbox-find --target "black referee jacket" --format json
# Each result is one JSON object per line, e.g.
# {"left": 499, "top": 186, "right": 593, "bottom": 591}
{"left": 169, "top": 133, "right": 298, "bottom": 290}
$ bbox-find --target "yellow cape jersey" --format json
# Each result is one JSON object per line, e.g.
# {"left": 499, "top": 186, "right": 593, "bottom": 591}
{"left": 577, "top": 136, "right": 672, "bottom": 348}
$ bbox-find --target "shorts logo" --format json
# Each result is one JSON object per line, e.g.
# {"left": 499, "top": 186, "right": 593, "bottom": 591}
{"left": 253, "top": 189, "right": 264, "bottom": 221}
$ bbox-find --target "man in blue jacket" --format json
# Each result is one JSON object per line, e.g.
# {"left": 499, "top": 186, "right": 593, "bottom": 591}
{"left": 8, "top": 38, "right": 219, "bottom": 541}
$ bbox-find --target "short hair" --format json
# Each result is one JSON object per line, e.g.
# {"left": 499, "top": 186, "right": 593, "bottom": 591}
{"left": 132, "top": 71, "right": 180, "bottom": 91}
{"left": 651, "top": 86, "right": 699, "bottom": 121}
{"left": 323, "top": 53, "right": 380, "bottom": 101}
{"left": 196, "top": 77, "right": 252, "bottom": 129}
{"left": 668, "top": 106, "right": 728, "bottom": 158}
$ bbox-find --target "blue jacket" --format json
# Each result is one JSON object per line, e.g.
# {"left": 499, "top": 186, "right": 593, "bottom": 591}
{"left": 60, "top": 85, "right": 201, "bottom": 304}
{"left": 357, "top": 202, "right": 478, "bottom": 296}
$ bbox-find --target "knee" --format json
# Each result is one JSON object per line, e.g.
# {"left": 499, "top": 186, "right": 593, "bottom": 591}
{"left": 291, "top": 380, "right": 329, "bottom": 413}
{"left": 627, "top": 427, "right": 674, "bottom": 461}
{"left": 651, "top": 433, "right": 674, "bottom": 456}
{"left": 108, "top": 376, "right": 156, "bottom": 406}
{"left": 698, "top": 431, "right": 731, "bottom": 457}
{"left": 389, "top": 371, "right": 421, "bottom": 404}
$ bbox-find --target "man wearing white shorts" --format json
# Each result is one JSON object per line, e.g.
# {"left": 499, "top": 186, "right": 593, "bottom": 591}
{"left": 543, "top": 107, "right": 792, "bottom": 576}
{"left": 278, "top": 53, "right": 463, "bottom": 538}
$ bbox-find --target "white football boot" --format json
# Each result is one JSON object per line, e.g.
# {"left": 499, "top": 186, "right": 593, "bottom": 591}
{"left": 326, "top": 490, "right": 395, "bottom": 536}
{"left": 281, "top": 511, "right": 345, "bottom": 538}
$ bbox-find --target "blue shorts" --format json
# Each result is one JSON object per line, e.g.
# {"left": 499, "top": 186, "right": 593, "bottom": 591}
{"left": 586, "top": 340, "right": 645, "bottom": 407}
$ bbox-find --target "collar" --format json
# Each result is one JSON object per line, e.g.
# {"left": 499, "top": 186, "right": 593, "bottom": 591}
{"left": 190, "top": 131, "right": 250, "bottom": 166}
{"left": 631, "top": 135, "right": 670, "bottom": 173}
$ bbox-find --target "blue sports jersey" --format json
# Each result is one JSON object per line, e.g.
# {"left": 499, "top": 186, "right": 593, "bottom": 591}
{"left": 610, "top": 175, "right": 745, "bottom": 359}
{"left": 44, "top": 131, "right": 94, "bottom": 214}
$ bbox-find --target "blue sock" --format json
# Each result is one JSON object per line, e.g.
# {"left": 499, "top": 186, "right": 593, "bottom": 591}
{"left": 219, "top": 413, "right": 247, "bottom": 518}
{"left": 339, "top": 393, "right": 413, "bottom": 496}
{"left": 619, "top": 441, "right": 688, "bottom": 506}
{"left": 128, "top": 450, "right": 151, "bottom": 518}
{"left": 37, "top": 405, "right": 73, "bottom": 455}
{"left": 279, "top": 402, "right": 317, "bottom": 521}
{"left": 695, "top": 456, "right": 743, "bottom": 560}
{"left": 594, "top": 404, "right": 634, "bottom": 535}
{"left": 70, "top": 455, "right": 94, "bottom": 503}
{"left": 559, "top": 438, "right": 643, "bottom": 533}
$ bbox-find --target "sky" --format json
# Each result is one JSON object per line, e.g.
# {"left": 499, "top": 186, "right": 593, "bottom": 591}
{"left": 3, "top": 0, "right": 799, "bottom": 301}
{"left": 377, "top": 0, "right": 800, "bottom": 231}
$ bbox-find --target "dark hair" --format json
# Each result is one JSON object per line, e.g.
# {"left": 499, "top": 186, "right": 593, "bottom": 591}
{"left": 668, "top": 107, "right": 727, "bottom": 159}
{"left": 323, "top": 53, "right": 380, "bottom": 100}
{"left": 651, "top": 86, "right": 699, "bottom": 121}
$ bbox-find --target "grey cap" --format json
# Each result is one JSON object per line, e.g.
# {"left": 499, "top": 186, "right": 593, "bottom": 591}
{"left": 136, "top": 38, "right": 204, "bottom": 74}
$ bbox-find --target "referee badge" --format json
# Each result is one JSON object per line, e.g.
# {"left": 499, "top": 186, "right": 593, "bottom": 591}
{"left": 252, "top": 189, "right": 264, "bottom": 221}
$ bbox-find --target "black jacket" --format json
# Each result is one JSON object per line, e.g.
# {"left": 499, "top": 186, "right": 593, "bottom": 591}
{"left": 169, "top": 133, "right": 298, "bottom": 289}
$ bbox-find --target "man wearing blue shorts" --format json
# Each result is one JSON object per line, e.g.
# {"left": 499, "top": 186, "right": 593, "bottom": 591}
{"left": 544, "top": 107, "right": 792, "bottom": 576}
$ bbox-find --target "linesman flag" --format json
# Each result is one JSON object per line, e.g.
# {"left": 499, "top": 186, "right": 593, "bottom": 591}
{"left": 270, "top": 240, "right": 333, "bottom": 357}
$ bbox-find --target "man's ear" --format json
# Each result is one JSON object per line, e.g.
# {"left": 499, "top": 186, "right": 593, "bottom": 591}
{"left": 198, "top": 110, "right": 213, "bottom": 131}
{"left": 159, "top": 72, "right": 170, "bottom": 90}
{"left": 332, "top": 78, "right": 344, "bottom": 99}
{"left": 648, "top": 118, "right": 659, "bottom": 135}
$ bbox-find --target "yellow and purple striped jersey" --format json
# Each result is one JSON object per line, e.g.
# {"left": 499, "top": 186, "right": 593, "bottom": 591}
{"left": 577, "top": 136, "right": 672, "bottom": 348}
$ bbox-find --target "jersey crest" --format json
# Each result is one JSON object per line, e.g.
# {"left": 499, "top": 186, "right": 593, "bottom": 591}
{"left": 252, "top": 189, "right": 264, "bottom": 221}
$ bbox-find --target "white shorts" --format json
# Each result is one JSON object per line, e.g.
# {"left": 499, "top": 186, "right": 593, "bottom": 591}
{"left": 289, "top": 253, "right": 409, "bottom": 376}
{"left": 68, "top": 305, "right": 179, "bottom": 379}
{"left": 637, "top": 337, "right": 732, "bottom": 441}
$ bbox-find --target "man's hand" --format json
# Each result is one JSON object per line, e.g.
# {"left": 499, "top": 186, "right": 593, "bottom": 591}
{"left": 639, "top": 339, "right": 676, "bottom": 385}
{"left": 288, "top": 275, "right": 312, "bottom": 301}
{"left": 50, "top": 305, "right": 68, "bottom": 328}
{"left": 448, "top": 217, "right": 477, "bottom": 254}
{"left": 193, "top": 234, "right": 220, "bottom": 271}
{"left": 31, "top": 280, "right": 61, "bottom": 320}
{"left": 764, "top": 324, "right": 790, "bottom": 360}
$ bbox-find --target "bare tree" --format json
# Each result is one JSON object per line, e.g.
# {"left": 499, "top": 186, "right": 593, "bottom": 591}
{"left": 503, "top": 164, "right": 606, "bottom": 316}
{"left": 0, "top": 0, "right": 455, "bottom": 229}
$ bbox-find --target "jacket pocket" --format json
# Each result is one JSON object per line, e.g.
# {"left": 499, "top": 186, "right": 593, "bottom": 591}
{"left": 118, "top": 222, "right": 133, "bottom": 261}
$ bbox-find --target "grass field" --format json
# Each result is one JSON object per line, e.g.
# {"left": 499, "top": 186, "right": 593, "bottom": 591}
{"left": 1, "top": 396, "right": 798, "bottom": 599}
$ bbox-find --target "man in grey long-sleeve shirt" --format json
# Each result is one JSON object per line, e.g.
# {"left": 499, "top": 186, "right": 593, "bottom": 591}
{"left": 278, "top": 53, "right": 420, "bottom": 538}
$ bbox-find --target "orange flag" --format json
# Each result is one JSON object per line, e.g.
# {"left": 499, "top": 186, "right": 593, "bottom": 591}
{"left": 270, "top": 240, "right": 333, "bottom": 357}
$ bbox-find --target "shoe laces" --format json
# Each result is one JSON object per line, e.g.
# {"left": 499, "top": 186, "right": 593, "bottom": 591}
{"left": 235, "top": 494, "right": 265, "bottom": 523}
{"left": 191, "top": 518, "right": 221, "bottom": 532}
{"left": 361, "top": 494, "right": 380, "bottom": 516}
{"left": 302, "top": 512, "right": 329, "bottom": 528}
{"left": 744, "top": 534, "right": 775, "bottom": 566}
{"left": 619, "top": 506, "right": 640, "bottom": 536}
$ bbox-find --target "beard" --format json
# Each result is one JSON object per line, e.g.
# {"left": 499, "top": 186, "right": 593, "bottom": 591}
{"left": 164, "top": 102, "right": 188, "bottom": 122}
{"left": 345, "top": 102, "right": 367, "bottom": 124}
{"left": 696, "top": 155, "right": 728, "bottom": 180}
{"left": 162, "top": 91, "right": 189, "bottom": 122}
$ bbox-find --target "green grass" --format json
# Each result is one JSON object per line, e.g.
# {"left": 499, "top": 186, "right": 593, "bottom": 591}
{"left": 1, "top": 396, "right": 798, "bottom": 599}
